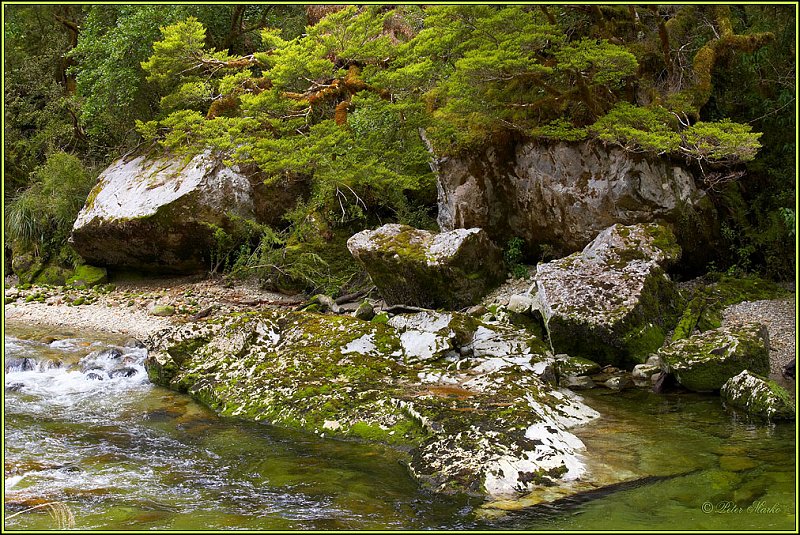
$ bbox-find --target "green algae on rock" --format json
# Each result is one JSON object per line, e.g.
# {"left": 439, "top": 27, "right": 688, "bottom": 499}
{"left": 144, "top": 308, "right": 601, "bottom": 499}
{"left": 658, "top": 323, "right": 770, "bottom": 392}
{"left": 66, "top": 264, "right": 108, "bottom": 288}
{"left": 533, "top": 223, "right": 682, "bottom": 368}
{"left": 346, "top": 224, "right": 505, "bottom": 309}
{"left": 673, "top": 274, "right": 790, "bottom": 341}
{"left": 720, "top": 370, "right": 795, "bottom": 420}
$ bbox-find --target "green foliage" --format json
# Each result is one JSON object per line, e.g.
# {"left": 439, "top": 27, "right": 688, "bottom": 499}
{"left": 591, "top": 105, "right": 762, "bottom": 164}
{"left": 554, "top": 38, "right": 638, "bottom": 87}
{"left": 504, "top": 237, "right": 529, "bottom": 279}
{"left": 141, "top": 17, "right": 208, "bottom": 86}
{"left": 203, "top": 213, "right": 269, "bottom": 274}
{"left": 590, "top": 103, "right": 681, "bottom": 154}
{"left": 5, "top": 152, "right": 96, "bottom": 260}
{"left": 69, "top": 6, "right": 172, "bottom": 149}
{"left": 681, "top": 119, "right": 762, "bottom": 164}
{"left": 531, "top": 119, "right": 587, "bottom": 142}
{"left": 3, "top": 6, "right": 81, "bottom": 196}
{"left": 228, "top": 227, "right": 363, "bottom": 296}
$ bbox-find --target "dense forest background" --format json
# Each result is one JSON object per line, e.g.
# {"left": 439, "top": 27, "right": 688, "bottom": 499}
{"left": 4, "top": 4, "right": 796, "bottom": 292}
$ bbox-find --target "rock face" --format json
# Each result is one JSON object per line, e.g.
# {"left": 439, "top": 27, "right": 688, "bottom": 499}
{"left": 347, "top": 224, "right": 505, "bottom": 309}
{"left": 533, "top": 223, "right": 681, "bottom": 367}
{"left": 658, "top": 323, "right": 770, "bottom": 392}
{"left": 145, "top": 309, "right": 602, "bottom": 499}
{"left": 721, "top": 370, "right": 795, "bottom": 420}
{"left": 433, "top": 141, "right": 717, "bottom": 270}
{"left": 70, "top": 151, "right": 306, "bottom": 272}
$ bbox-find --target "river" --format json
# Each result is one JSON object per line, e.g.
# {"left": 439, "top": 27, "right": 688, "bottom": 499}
{"left": 4, "top": 322, "right": 795, "bottom": 530}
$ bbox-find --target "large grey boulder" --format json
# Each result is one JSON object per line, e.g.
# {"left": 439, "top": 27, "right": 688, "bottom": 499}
{"left": 720, "top": 370, "right": 795, "bottom": 420}
{"left": 347, "top": 224, "right": 505, "bottom": 309}
{"left": 145, "top": 308, "right": 605, "bottom": 500}
{"left": 70, "top": 151, "right": 306, "bottom": 272}
{"left": 658, "top": 323, "right": 770, "bottom": 392}
{"left": 533, "top": 223, "right": 681, "bottom": 367}
{"left": 433, "top": 141, "right": 718, "bottom": 270}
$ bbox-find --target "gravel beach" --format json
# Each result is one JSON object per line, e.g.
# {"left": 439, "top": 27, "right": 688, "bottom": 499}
{"left": 4, "top": 276, "right": 298, "bottom": 341}
{"left": 723, "top": 297, "right": 796, "bottom": 386}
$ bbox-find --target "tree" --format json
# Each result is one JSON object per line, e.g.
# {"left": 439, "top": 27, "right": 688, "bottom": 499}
{"left": 4, "top": 5, "right": 85, "bottom": 197}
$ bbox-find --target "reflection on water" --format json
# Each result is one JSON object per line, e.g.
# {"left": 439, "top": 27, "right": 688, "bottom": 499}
{"left": 3, "top": 322, "right": 795, "bottom": 530}
{"left": 491, "top": 388, "right": 796, "bottom": 530}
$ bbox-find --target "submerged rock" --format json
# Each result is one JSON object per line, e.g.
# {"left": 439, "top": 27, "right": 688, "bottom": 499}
{"left": 70, "top": 150, "right": 306, "bottom": 272}
{"left": 533, "top": 223, "right": 681, "bottom": 368}
{"left": 720, "top": 370, "right": 795, "bottom": 420}
{"left": 145, "top": 308, "right": 600, "bottom": 499}
{"left": 433, "top": 140, "right": 718, "bottom": 272}
{"left": 657, "top": 323, "right": 770, "bottom": 392}
{"left": 346, "top": 224, "right": 505, "bottom": 309}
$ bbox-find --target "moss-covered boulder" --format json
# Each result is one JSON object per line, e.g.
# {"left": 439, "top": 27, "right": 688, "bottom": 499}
{"left": 533, "top": 223, "right": 682, "bottom": 368}
{"left": 33, "top": 264, "right": 72, "bottom": 286}
{"left": 346, "top": 224, "right": 505, "bottom": 309}
{"left": 658, "top": 323, "right": 770, "bottom": 392}
{"left": 145, "top": 309, "right": 603, "bottom": 500}
{"left": 66, "top": 265, "right": 108, "bottom": 288}
{"left": 11, "top": 253, "right": 44, "bottom": 284}
{"left": 721, "top": 370, "right": 795, "bottom": 420}
{"left": 672, "top": 274, "right": 790, "bottom": 341}
{"left": 69, "top": 150, "right": 307, "bottom": 273}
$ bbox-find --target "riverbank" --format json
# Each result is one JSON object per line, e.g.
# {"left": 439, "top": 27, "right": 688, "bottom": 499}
{"left": 3, "top": 276, "right": 796, "bottom": 385}
{"left": 3, "top": 276, "right": 298, "bottom": 340}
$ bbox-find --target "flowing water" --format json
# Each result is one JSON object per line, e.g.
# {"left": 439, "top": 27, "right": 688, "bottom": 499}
{"left": 4, "top": 322, "right": 796, "bottom": 530}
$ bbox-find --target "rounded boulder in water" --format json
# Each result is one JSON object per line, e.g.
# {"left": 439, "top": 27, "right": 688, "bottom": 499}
{"left": 110, "top": 367, "right": 138, "bottom": 379}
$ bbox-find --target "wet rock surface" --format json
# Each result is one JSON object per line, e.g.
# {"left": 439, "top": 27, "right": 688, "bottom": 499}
{"left": 145, "top": 308, "right": 604, "bottom": 499}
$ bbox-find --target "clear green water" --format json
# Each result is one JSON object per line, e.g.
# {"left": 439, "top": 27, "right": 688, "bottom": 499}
{"left": 4, "top": 323, "right": 796, "bottom": 530}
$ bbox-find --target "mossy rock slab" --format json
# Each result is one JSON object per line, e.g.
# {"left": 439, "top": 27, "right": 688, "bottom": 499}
{"left": 533, "top": 223, "right": 682, "bottom": 368}
{"left": 66, "top": 264, "right": 108, "bottom": 288}
{"left": 145, "top": 309, "right": 606, "bottom": 500}
{"left": 658, "top": 323, "right": 770, "bottom": 392}
{"left": 721, "top": 370, "right": 795, "bottom": 420}
{"left": 347, "top": 224, "right": 505, "bottom": 309}
{"left": 554, "top": 355, "right": 602, "bottom": 379}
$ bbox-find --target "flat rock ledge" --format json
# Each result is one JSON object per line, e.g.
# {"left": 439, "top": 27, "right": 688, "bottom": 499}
{"left": 144, "top": 308, "right": 607, "bottom": 500}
